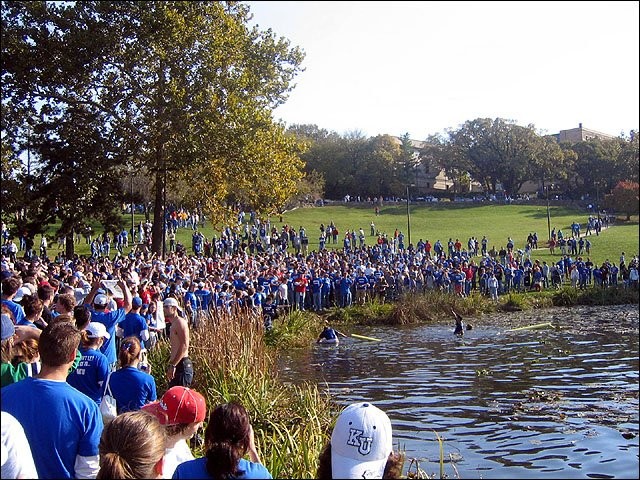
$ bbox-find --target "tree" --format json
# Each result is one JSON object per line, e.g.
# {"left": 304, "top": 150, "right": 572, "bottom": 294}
{"left": 604, "top": 181, "right": 639, "bottom": 220}
{"left": 2, "top": 1, "right": 306, "bottom": 256}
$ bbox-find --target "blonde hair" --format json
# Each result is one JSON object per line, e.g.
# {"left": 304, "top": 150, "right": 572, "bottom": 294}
{"left": 97, "top": 410, "right": 165, "bottom": 479}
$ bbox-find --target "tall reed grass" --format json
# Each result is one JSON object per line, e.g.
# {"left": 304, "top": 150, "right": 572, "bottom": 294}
{"left": 148, "top": 309, "right": 335, "bottom": 478}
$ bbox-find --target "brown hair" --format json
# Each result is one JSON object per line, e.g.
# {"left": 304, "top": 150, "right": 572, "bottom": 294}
{"left": 97, "top": 410, "right": 166, "bottom": 480}
{"left": 12, "top": 337, "right": 39, "bottom": 365}
{"left": 55, "top": 293, "right": 76, "bottom": 313}
{"left": 21, "top": 294, "right": 44, "bottom": 320}
{"left": 1, "top": 276, "right": 21, "bottom": 297}
{"left": 38, "top": 284, "right": 55, "bottom": 302}
{"left": 119, "top": 336, "right": 141, "bottom": 367}
{"left": 38, "top": 321, "right": 80, "bottom": 367}
{"left": 204, "top": 402, "right": 252, "bottom": 479}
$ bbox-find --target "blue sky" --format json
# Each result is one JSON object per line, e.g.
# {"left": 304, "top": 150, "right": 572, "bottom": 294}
{"left": 247, "top": 1, "right": 639, "bottom": 140}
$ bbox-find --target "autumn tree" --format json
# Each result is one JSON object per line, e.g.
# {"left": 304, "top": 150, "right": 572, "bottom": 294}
{"left": 604, "top": 181, "right": 639, "bottom": 220}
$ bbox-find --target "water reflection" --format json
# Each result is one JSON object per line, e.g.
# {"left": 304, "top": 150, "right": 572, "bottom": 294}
{"left": 278, "top": 305, "right": 639, "bottom": 479}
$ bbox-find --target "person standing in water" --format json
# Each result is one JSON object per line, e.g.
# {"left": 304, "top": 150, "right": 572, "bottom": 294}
{"left": 452, "top": 309, "right": 464, "bottom": 336}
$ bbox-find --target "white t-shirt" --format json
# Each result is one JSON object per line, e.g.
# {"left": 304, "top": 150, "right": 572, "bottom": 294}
{"left": 1, "top": 411, "right": 38, "bottom": 480}
{"left": 162, "top": 438, "right": 194, "bottom": 479}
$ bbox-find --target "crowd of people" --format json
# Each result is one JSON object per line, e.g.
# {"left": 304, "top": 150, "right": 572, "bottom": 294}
{"left": 1, "top": 208, "right": 638, "bottom": 478}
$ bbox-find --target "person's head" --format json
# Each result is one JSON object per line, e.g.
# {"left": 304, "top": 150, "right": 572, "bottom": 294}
{"left": 1, "top": 275, "right": 22, "bottom": 298}
{"left": 97, "top": 410, "right": 166, "bottom": 480}
{"left": 163, "top": 297, "right": 179, "bottom": 317}
{"left": 93, "top": 293, "right": 109, "bottom": 311}
{"left": 21, "top": 294, "right": 44, "bottom": 321}
{"left": 37, "top": 283, "right": 56, "bottom": 304}
{"left": 204, "top": 402, "right": 254, "bottom": 479}
{"left": 317, "top": 402, "right": 402, "bottom": 479}
{"left": 54, "top": 293, "right": 76, "bottom": 315}
{"left": 119, "top": 336, "right": 142, "bottom": 368}
{"left": 12, "top": 337, "right": 39, "bottom": 365}
{"left": 1, "top": 312, "right": 17, "bottom": 363}
{"left": 74, "top": 304, "right": 92, "bottom": 330}
{"left": 81, "top": 321, "right": 110, "bottom": 349}
{"left": 38, "top": 321, "right": 80, "bottom": 368}
{"left": 142, "top": 386, "right": 207, "bottom": 441}
{"left": 132, "top": 296, "right": 143, "bottom": 310}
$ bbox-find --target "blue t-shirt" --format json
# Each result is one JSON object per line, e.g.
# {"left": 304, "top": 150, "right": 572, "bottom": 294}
{"left": 88, "top": 306, "right": 127, "bottom": 364}
{"left": 1, "top": 377, "right": 102, "bottom": 479}
{"left": 67, "top": 347, "right": 110, "bottom": 404}
{"left": 173, "top": 457, "right": 272, "bottom": 479}
{"left": 119, "top": 312, "right": 149, "bottom": 349}
{"left": 2, "top": 299, "right": 25, "bottom": 325}
{"left": 107, "top": 365, "right": 157, "bottom": 414}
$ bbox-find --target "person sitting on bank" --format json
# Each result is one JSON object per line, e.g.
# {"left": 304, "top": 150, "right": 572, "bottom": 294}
{"left": 317, "top": 322, "right": 347, "bottom": 344}
{"left": 316, "top": 401, "right": 404, "bottom": 479}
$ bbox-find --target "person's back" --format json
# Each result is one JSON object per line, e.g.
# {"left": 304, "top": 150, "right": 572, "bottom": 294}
{"left": 172, "top": 401, "right": 271, "bottom": 480}
{"left": 2, "top": 322, "right": 102, "bottom": 479}
{"left": 109, "top": 337, "right": 157, "bottom": 413}
{"left": 67, "top": 322, "right": 111, "bottom": 404}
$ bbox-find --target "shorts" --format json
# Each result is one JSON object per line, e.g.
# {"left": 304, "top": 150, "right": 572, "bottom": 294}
{"left": 169, "top": 357, "right": 194, "bottom": 388}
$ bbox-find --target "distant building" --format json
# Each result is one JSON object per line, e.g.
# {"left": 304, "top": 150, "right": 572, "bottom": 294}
{"left": 555, "top": 123, "right": 617, "bottom": 143}
{"left": 389, "top": 136, "right": 456, "bottom": 193}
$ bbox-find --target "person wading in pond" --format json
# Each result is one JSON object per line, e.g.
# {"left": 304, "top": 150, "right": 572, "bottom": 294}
{"left": 317, "top": 321, "right": 347, "bottom": 344}
{"left": 452, "top": 309, "right": 464, "bottom": 336}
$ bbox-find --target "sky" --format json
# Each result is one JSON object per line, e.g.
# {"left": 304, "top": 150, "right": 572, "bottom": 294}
{"left": 246, "top": 1, "right": 639, "bottom": 140}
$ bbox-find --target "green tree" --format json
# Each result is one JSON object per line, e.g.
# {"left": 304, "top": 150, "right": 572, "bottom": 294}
{"left": 2, "top": 1, "right": 306, "bottom": 256}
{"left": 443, "top": 118, "right": 544, "bottom": 195}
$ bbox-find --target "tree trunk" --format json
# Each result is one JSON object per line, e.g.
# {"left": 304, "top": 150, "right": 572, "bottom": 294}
{"left": 152, "top": 169, "right": 163, "bottom": 257}
{"left": 65, "top": 232, "right": 75, "bottom": 260}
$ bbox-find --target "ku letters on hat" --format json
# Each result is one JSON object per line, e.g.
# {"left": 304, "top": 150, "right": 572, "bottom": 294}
{"left": 331, "top": 402, "right": 393, "bottom": 479}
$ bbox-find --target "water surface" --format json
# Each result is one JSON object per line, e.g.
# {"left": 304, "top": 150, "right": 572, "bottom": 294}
{"left": 278, "top": 305, "right": 639, "bottom": 479}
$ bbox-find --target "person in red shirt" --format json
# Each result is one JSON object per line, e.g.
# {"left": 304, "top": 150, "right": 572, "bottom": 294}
{"left": 293, "top": 269, "right": 309, "bottom": 311}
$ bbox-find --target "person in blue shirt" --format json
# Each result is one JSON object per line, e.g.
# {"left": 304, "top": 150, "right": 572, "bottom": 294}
{"left": 338, "top": 272, "right": 353, "bottom": 308}
{"left": 67, "top": 321, "right": 110, "bottom": 404}
{"left": 1, "top": 275, "right": 26, "bottom": 325}
{"left": 107, "top": 336, "right": 157, "bottom": 414}
{"left": 317, "top": 322, "right": 347, "bottom": 344}
{"left": 118, "top": 296, "right": 149, "bottom": 349}
{"left": 172, "top": 401, "right": 272, "bottom": 479}
{"left": 2, "top": 321, "right": 102, "bottom": 479}
{"left": 84, "top": 277, "right": 132, "bottom": 370}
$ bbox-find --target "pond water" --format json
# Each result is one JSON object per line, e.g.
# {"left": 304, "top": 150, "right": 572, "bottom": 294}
{"left": 277, "top": 305, "right": 639, "bottom": 479}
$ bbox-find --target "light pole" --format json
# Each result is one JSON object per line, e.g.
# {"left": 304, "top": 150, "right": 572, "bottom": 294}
{"left": 406, "top": 184, "right": 412, "bottom": 246}
{"left": 546, "top": 184, "right": 551, "bottom": 241}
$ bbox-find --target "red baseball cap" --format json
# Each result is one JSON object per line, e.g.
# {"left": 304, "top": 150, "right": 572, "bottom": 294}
{"left": 142, "top": 387, "right": 207, "bottom": 425}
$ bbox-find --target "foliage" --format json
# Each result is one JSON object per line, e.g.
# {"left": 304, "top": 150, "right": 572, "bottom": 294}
{"left": 1, "top": 1, "right": 306, "bottom": 255}
{"left": 604, "top": 181, "right": 639, "bottom": 220}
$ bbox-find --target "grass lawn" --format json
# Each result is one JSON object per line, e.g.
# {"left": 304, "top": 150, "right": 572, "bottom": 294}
{"left": 50, "top": 203, "right": 639, "bottom": 268}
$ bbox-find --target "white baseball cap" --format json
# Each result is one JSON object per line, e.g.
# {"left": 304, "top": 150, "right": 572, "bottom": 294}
{"left": 93, "top": 294, "right": 109, "bottom": 306}
{"left": 86, "top": 322, "right": 110, "bottom": 339}
{"left": 163, "top": 297, "right": 179, "bottom": 308}
{"left": 331, "top": 402, "right": 393, "bottom": 479}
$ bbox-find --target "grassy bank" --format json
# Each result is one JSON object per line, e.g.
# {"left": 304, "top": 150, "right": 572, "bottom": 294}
{"left": 45, "top": 204, "right": 639, "bottom": 269}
